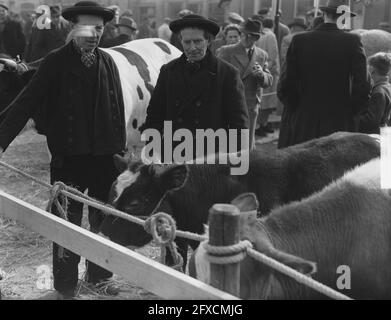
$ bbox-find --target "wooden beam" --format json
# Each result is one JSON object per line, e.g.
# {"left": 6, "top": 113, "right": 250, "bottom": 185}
{"left": 0, "top": 191, "right": 238, "bottom": 300}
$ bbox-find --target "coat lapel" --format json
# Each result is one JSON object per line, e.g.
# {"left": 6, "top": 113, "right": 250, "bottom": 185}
{"left": 243, "top": 47, "right": 257, "bottom": 80}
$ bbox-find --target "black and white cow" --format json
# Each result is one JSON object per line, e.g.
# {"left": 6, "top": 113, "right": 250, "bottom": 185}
{"left": 192, "top": 158, "right": 391, "bottom": 299}
{"left": 0, "top": 39, "right": 181, "bottom": 149}
{"left": 100, "top": 132, "right": 380, "bottom": 269}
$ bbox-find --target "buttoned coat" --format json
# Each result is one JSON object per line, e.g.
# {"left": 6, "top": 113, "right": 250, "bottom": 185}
{"left": 144, "top": 50, "right": 249, "bottom": 134}
{"left": 277, "top": 23, "right": 371, "bottom": 148}
{"left": 0, "top": 18, "right": 26, "bottom": 59}
{"left": 217, "top": 42, "right": 273, "bottom": 111}
{"left": 0, "top": 41, "right": 126, "bottom": 156}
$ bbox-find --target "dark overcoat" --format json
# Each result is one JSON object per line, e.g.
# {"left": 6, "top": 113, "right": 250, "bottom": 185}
{"left": 277, "top": 23, "right": 371, "bottom": 148}
{"left": 144, "top": 50, "right": 249, "bottom": 134}
{"left": 0, "top": 41, "right": 126, "bottom": 156}
{"left": 0, "top": 18, "right": 26, "bottom": 59}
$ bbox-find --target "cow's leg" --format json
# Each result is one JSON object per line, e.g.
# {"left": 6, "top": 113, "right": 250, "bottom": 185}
{"left": 50, "top": 155, "right": 87, "bottom": 297}
{"left": 85, "top": 155, "right": 118, "bottom": 284}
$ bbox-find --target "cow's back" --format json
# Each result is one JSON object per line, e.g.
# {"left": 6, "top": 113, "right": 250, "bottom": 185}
{"left": 249, "top": 132, "right": 380, "bottom": 214}
{"left": 102, "top": 39, "right": 181, "bottom": 150}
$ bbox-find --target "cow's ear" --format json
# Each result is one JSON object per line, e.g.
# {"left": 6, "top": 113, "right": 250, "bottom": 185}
{"left": 159, "top": 165, "right": 188, "bottom": 191}
{"left": 268, "top": 249, "right": 317, "bottom": 276}
{"left": 231, "top": 193, "right": 259, "bottom": 212}
{"left": 113, "top": 154, "right": 128, "bottom": 173}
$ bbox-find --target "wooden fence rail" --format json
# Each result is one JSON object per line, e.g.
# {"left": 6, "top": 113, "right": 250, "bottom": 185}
{"left": 0, "top": 190, "right": 238, "bottom": 300}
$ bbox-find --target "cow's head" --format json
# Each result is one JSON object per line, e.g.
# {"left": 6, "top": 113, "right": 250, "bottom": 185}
{"left": 101, "top": 154, "right": 189, "bottom": 247}
{"left": 192, "top": 193, "right": 317, "bottom": 299}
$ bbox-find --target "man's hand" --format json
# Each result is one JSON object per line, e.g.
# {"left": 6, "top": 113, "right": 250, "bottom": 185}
{"left": 252, "top": 62, "right": 265, "bottom": 79}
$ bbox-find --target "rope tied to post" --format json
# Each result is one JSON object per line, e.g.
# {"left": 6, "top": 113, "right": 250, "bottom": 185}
{"left": 144, "top": 212, "right": 183, "bottom": 271}
{"left": 204, "top": 240, "right": 252, "bottom": 265}
{"left": 46, "top": 181, "right": 69, "bottom": 260}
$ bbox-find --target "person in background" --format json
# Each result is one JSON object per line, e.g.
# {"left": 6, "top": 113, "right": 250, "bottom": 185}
{"left": 254, "top": 17, "right": 279, "bottom": 136}
{"left": 170, "top": 9, "right": 193, "bottom": 51}
{"left": 278, "top": 0, "right": 371, "bottom": 148}
{"left": 158, "top": 17, "right": 172, "bottom": 42}
{"left": 280, "top": 16, "right": 307, "bottom": 67}
{"left": 218, "top": 18, "right": 273, "bottom": 150}
{"left": 257, "top": 8, "right": 289, "bottom": 54}
{"left": 23, "top": 12, "right": 35, "bottom": 41}
{"left": 0, "top": 1, "right": 26, "bottom": 59}
{"left": 212, "top": 24, "right": 241, "bottom": 55}
{"left": 358, "top": 52, "right": 391, "bottom": 134}
{"left": 100, "top": 5, "right": 119, "bottom": 45}
{"left": 25, "top": 6, "right": 70, "bottom": 62}
{"left": 137, "top": 16, "right": 153, "bottom": 39}
{"left": 306, "top": 8, "right": 322, "bottom": 30}
{"left": 311, "top": 15, "right": 325, "bottom": 30}
{"left": 101, "top": 15, "right": 137, "bottom": 47}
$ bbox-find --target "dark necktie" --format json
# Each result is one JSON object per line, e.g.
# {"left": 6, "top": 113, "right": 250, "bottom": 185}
{"left": 248, "top": 48, "right": 254, "bottom": 61}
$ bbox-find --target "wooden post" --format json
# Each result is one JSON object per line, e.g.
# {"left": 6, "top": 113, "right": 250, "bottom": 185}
{"left": 208, "top": 203, "right": 241, "bottom": 297}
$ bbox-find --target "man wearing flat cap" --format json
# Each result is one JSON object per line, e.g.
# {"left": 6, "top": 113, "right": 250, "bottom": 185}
{"left": 100, "top": 15, "right": 138, "bottom": 47}
{"left": 144, "top": 14, "right": 249, "bottom": 159}
{"left": 278, "top": 0, "right": 371, "bottom": 148}
{"left": 0, "top": 1, "right": 126, "bottom": 299}
{"left": 218, "top": 18, "right": 273, "bottom": 150}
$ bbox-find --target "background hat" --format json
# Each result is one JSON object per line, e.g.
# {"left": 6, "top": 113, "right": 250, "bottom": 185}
{"left": 117, "top": 16, "right": 137, "bottom": 30}
{"left": 170, "top": 14, "right": 220, "bottom": 36}
{"left": 0, "top": 1, "right": 8, "bottom": 11}
{"left": 288, "top": 17, "right": 307, "bottom": 29}
{"left": 319, "top": 0, "right": 356, "bottom": 17}
{"left": 227, "top": 12, "right": 244, "bottom": 24}
{"left": 62, "top": 1, "right": 115, "bottom": 23}
{"left": 258, "top": 8, "right": 270, "bottom": 16}
{"left": 240, "top": 18, "right": 263, "bottom": 37}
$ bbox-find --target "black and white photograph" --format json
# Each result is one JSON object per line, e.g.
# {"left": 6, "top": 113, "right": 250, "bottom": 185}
{"left": 0, "top": 0, "right": 391, "bottom": 305}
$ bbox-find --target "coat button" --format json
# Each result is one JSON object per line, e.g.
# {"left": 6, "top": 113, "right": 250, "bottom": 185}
{"left": 175, "top": 100, "right": 180, "bottom": 107}
{"left": 177, "top": 117, "right": 183, "bottom": 123}
{"left": 109, "top": 90, "right": 114, "bottom": 95}
{"left": 196, "top": 101, "right": 202, "bottom": 107}
{"left": 195, "top": 119, "right": 199, "bottom": 125}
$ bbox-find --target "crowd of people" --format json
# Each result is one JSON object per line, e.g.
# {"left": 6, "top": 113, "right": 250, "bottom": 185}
{"left": 0, "top": 0, "right": 391, "bottom": 300}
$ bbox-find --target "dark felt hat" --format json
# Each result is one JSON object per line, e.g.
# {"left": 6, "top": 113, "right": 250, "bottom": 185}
{"left": 169, "top": 14, "right": 220, "bottom": 36}
{"left": 62, "top": 1, "right": 115, "bottom": 23}
{"left": 319, "top": 0, "right": 356, "bottom": 17}
{"left": 116, "top": 16, "right": 137, "bottom": 30}
{"left": 240, "top": 18, "right": 263, "bottom": 37}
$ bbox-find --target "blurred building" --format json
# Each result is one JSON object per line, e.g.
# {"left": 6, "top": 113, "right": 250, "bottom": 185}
{"left": 3, "top": 0, "right": 391, "bottom": 29}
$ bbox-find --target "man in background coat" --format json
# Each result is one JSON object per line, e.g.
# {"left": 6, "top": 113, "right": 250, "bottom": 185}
{"left": 0, "top": 2, "right": 26, "bottom": 59}
{"left": 144, "top": 14, "right": 249, "bottom": 159}
{"left": 218, "top": 18, "right": 273, "bottom": 150}
{"left": 277, "top": 0, "right": 371, "bottom": 148}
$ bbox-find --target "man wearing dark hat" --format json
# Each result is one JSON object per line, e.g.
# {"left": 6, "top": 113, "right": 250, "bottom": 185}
{"left": 218, "top": 18, "right": 273, "bottom": 150}
{"left": 100, "top": 5, "right": 119, "bottom": 46}
{"left": 25, "top": 5, "right": 70, "bottom": 62}
{"left": 0, "top": 1, "right": 26, "bottom": 59}
{"left": 100, "top": 15, "right": 137, "bottom": 47}
{"left": 278, "top": 0, "right": 371, "bottom": 148}
{"left": 144, "top": 14, "right": 249, "bottom": 156}
{"left": 0, "top": 1, "right": 126, "bottom": 299}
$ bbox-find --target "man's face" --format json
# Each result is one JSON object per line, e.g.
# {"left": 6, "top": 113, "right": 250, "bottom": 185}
{"left": 52, "top": 14, "right": 60, "bottom": 26}
{"left": 180, "top": 28, "right": 209, "bottom": 62}
{"left": 226, "top": 30, "right": 240, "bottom": 45}
{"left": 240, "top": 32, "right": 259, "bottom": 49}
{"left": 0, "top": 7, "right": 8, "bottom": 21}
{"left": 73, "top": 15, "right": 104, "bottom": 51}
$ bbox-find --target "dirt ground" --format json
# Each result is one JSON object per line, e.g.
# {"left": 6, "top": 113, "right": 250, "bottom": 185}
{"left": 0, "top": 129, "right": 278, "bottom": 300}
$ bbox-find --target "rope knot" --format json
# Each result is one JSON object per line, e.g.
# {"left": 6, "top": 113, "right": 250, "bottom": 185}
{"left": 144, "top": 212, "right": 183, "bottom": 271}
{"left": 144, "top": 212, "right": 177, "bottom": 245}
